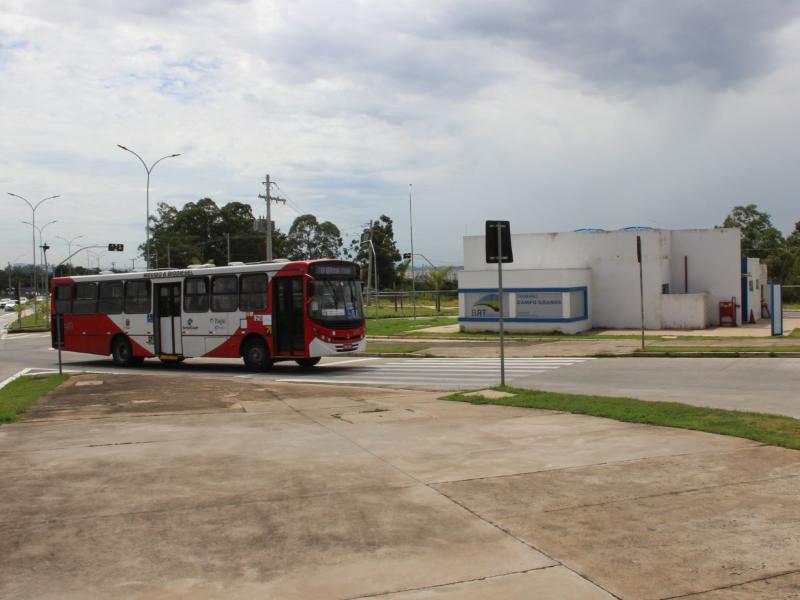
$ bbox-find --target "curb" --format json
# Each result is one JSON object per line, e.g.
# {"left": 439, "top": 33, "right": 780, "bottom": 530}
{"left": 631, "top": 352, "right": 800, "bottom": 358}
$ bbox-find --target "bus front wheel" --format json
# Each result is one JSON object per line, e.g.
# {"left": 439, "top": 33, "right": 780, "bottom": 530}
{"left": 296, "top": 357, "right": 321, "bottom": 369}
{"left": 111, "top": 336, "right": 137, "bottom": 368}
{"left": 242, "top": 338, "right": 272, "bottom": 371}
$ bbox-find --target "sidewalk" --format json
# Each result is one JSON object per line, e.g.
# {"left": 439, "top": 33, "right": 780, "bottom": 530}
{"left": 2, "top": 374, "right": 798, "bottom": 598}
{"left": 367, "top": 318, "right": 800, "bottom": 358}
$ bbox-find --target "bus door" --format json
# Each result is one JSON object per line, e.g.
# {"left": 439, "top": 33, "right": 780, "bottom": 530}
{"left": 154, "top": 282, "right": 183, "bottom": 355}
{"left": 274, "top": 276, "right": 305, "bottom": 355}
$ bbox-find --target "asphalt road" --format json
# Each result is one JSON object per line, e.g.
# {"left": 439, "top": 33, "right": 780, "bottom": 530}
{"left": 2, "top": 317, "right": 799, "bottom": 417}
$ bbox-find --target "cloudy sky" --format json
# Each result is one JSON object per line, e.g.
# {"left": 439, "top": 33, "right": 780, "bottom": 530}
{"left": 2, "top": 0, "right": 800, "bottom": 269}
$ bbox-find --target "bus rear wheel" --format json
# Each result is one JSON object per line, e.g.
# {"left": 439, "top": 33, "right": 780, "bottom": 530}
{"left": 296, "top": 357, "right": 321, "bottom": 369}
{"left": 242, "top": 338, "right": 272, "bottom": 371}
{"left": 111, "top": 336, "right": 137, "bottom": 368}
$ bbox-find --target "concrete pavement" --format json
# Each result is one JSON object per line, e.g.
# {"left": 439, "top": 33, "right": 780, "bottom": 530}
{"left": 1, "top": 374, "right": 799, "bottom": 598}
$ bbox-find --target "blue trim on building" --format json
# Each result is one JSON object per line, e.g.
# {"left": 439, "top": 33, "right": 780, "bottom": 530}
{"left": 460, "top": 316, "right": 588, "bottom": 323}
{"left": 458, "top": 287, "right": 586, "bottom": 293}
{"left": 458, "top": 286, "right": 589, "bottom": 323}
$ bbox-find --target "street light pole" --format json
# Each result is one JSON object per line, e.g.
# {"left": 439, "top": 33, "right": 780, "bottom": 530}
{"left": 23, "top": 219, "right": 58, "bottom": 281}
{"left": 21, "top": 218, "right": 57, "bottom": 323}
{"left": 56, "top": 234, "right": 84, "bottom": 275}
{"left": 409, "top": 184, "right": 416, "bottom": 320}
{"left": 117, "top": 145, "right": 181, "bottom": 271}
{"left": 7, "top": 193, "right": 59, "bottom": 298}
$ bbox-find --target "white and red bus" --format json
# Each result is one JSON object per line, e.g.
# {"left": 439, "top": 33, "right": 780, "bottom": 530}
{"left": 50, "top": 259, "right": 366, "bottom": 370}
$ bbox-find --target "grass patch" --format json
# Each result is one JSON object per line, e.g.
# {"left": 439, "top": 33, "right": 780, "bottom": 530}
{"left": 0, "top": 374, "right": 68, "bottom": 423}
{"left": 7, "top": 312, "right": 50, "bottom": 332}
{"left": 362, "top": 343, "right": 428, "bottom": 354}
{"left": 367, "top": 316, "right": 458, "bottom": 336}
{"left": 788, "top": 329, "right": 800, "bottom": 338}
{"left": 641, "top": 345, "right": 800, "bottom": 353}
{"left": 445, "top": 386, "right": 800, "bottom": 450}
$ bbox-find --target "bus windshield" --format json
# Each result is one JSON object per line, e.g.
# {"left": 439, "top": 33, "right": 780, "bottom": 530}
{"left": 309, "top": 279, "right": 364, "bottom": 324}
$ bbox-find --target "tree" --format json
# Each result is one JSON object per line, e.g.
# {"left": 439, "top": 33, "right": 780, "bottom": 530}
{"left": 145, "top": 198, "right": 288, "bottom": 267}
{"left": 722, "top": 204, "right": 784, "bottom": 259}
{"left": 721, "top": 204, "right": 800, "bottom": 288}
{"left": 286, "top": 214, "right": 343, "bottom": 260}
{"left": 426, "top": 266, "right": 452, "bottom": 312}
{"left": 349, "top": 215, "right": 402, "bottom": 290}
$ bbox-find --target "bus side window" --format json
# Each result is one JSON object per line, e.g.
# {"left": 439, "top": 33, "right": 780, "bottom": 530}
{"left": 124, "top": 280, "right": 150, "bottom": 314}
{"left": 55, "top": 284, "right": 73, "bottom": 314}
{"left": 184, "top": 277, "right": 209, "bottom": 313}
{"left": 239, "top": 274, "right": 267, "bottom": 311}
{"left": 98, "top": 281, "right": 124, "bottom": 314}
{"left": 73, "top": 282, "right": 98, "bottom": 314}
{"left": 211, "top": 275, "right": 238, "bottom": 312}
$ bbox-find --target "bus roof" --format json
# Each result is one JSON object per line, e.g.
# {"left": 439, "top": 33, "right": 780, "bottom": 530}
{"left": 51, "top": 258, "right": 357, "bottom": 284}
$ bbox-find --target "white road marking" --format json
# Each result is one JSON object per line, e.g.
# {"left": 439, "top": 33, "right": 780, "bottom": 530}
{"left": 276, "top": 357, "right": 594, "bottom": 389}
{"left": 0, "top": 368, "right": 33, "bottom": 391}
{"left": 321, "top": 357, "right": 380, "bottom": 366}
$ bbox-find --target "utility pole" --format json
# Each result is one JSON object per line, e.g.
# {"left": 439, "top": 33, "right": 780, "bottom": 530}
{"left": 362, "top": 222, "right": 373, "bottom": 304}
{"left": 41, "top": 243, "right": 51, "bottom": 328}
{"left": 225, "top": 232, "right": 231, "bottom": 264}
{"left": 258, "top": 174, "right": 286, "bottom": 261}
{"left": 130, "top": 258, "right": 136, "bottom": 271}
{"left": 409, "top": 184, "right": 416, "bottom": 320}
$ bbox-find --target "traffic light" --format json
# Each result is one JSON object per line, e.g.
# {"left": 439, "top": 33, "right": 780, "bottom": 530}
{"left": 107, "top": 243, "right": 124, "bottom": 252}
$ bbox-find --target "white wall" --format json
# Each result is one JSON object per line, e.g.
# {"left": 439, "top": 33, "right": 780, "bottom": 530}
{"left": 668, "top": 229, "right": 741, "bottom": 325}
{"left": 661, "top": 293, "right": 709, "bottom": 329}
{"left": 463, "top": 230, "right": 670, "bottom": 329}
{"left": 744, "top": 257, "right": 763, "bottom": 322}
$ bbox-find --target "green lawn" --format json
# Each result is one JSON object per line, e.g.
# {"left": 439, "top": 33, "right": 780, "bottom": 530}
{"left": 0, "top": 375, "right": 68, "bottom": 423}
{"left": 7, "top": 312, "right": 50, "bottom": 332}
{"left": 641, "top": 345, "right": 800, "bottom": 354}
{"left": 366, "top": 317, "right": 458, "bottom": 336}
{"left": 444, "top": 387, "right": 800, "bottom": 450}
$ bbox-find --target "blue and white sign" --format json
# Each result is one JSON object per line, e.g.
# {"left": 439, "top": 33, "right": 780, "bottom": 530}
{"left": 771, "top": 284, "right": 783, "bottom": 336}
{"left": 460, "top": 287, "right": 588, "bottom": 322}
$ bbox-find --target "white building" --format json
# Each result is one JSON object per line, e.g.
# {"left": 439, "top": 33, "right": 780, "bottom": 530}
{"left": 458, "top": 228, "right": 765, "bottom": 333}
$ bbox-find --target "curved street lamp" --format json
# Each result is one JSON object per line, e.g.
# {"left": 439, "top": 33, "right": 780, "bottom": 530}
{"left": 56, "top": 234, "right": 84, "bottom": 275}
{"left": 7, "top": 192, "right": 59, "bottom": 296}
{"left": 21, "top": 218, "right": 58, "bottom": 268}
{"left": 117, "top": 145, "right": 181, "bottom": 271}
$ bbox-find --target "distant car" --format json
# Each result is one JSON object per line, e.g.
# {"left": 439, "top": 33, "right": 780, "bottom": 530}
{"left": 4, "top": 301, "right": 18, "bottom": 312}
{"left": 0, "top": 298, "right": 11, "bottom": 308}
{"left": 18, "top": 297, "right": 28, "bottom": 305}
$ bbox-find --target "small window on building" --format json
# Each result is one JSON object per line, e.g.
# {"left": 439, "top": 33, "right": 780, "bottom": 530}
{"left": 98, "top": 281, "right": 124, "bottom": 314}
{"left": 73, "top": 282, "right": 98, "bottom": 314}
{"left": 211, "top": 275, "right": 238, "bottom": 312}
{"left": 124, "top": 280, "right": 150, "bottom": 314}
{"left": 749, "top": 280, "right": 754, "bottom": 292}
{"left": 239, "top": 273, "right": 267, "bottom": 311}
{"left": 184, "top": 277, "right": 209, "bottom": 313}
{"left": 55, "top": 284, "right": 73, "bottom": 314}
{"left": 661, "top": 283, "right": 670, "bottom": 294}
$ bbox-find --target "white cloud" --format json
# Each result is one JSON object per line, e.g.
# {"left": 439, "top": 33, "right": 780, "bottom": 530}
{"left": 1, "top": 1, "right": 799, "bottom": 270}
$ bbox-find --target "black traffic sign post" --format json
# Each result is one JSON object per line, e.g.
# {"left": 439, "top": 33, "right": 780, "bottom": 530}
{"left": 637, "top": 235, "right": 644, "bottom": 350}
{"left": 486, "top": 221, "right": 513, "bottom": 386}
